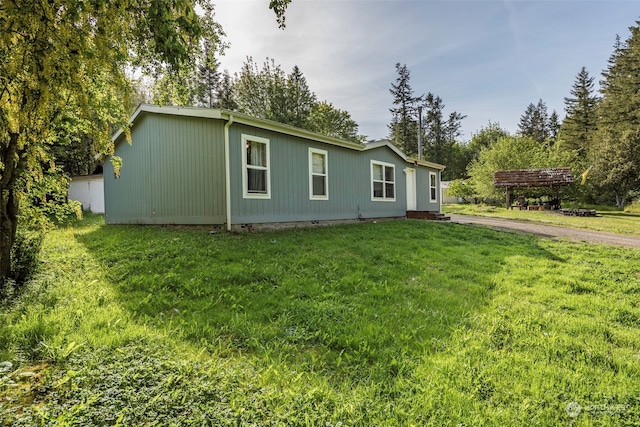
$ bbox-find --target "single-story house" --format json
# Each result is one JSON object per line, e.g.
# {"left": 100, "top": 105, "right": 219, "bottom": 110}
{"left": 68, "top": 174, "right": 105, "bottom": 214}
{"left": 105, "top": 104, "right": 445, "bottom": 230}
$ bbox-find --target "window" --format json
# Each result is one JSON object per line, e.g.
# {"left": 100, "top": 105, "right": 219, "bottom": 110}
{"left": 242, "top": 134, "right": 271, "bottom": 199}
{"left": 309, "top": 148, "right": 328, "bottom": 200}
{"left": 371, "top": 161, "right": 395, "bottom": 201}
{"left": 429, "top": 171, "right": 437, "bottom": 202}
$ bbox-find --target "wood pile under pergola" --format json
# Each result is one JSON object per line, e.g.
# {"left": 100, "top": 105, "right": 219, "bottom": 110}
{"left": 493, "top": 168, "right": 575, "bottom": 208}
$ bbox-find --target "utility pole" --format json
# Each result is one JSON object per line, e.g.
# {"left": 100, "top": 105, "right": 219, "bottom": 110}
{"left": 417, "top": 105, "right": 423, "bottom": 160}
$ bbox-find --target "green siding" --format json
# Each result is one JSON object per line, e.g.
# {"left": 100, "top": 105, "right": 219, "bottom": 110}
{"left": 228, "top": 124, "right": 413, "bottom": 224}
{"left": 105, "top": 111, "right": 441, "bottom": 225}
{"left": 416, "top": 167, "right": 440, "bottom": 211}
{"left": 105, "top": 114, "right": 226, "bottom": 224}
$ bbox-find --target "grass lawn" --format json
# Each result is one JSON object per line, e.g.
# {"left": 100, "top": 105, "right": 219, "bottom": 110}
{"left": 1, "top": 215, "right": 640, "bottom": 425}
{"left": 442, "top": 203, "right": 640, "bottom": 236}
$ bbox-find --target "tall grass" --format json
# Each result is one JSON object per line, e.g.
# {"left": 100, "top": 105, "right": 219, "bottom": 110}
{"left": 1, "top": 215, "right": 639, "bottom": 425}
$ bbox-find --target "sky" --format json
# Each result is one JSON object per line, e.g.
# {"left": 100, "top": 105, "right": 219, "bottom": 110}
{"left": 213, "top": 0, "right": 639, "bottom": 141}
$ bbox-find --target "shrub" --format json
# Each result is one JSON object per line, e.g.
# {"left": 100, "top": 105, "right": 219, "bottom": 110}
{"left": 9, "top": 229, "right": 44, "bottom": 285}
{"left": 625, "top": 198, "right": 640, "bottom": 214}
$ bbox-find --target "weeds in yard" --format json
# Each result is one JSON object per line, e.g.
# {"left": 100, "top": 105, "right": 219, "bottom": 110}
{"left": 1, "top": 215, "right": 639, "bottom": 425}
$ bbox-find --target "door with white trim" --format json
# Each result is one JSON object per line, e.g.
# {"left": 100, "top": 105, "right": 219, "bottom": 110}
{"left": 406, "top": 168, "right": 417, "bottom": 211}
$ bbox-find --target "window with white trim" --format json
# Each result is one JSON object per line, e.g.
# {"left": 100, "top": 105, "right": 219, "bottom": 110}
{"left": 429, "top": 171, "right": 437, "bottom": 202}
{"left": 309, "top": 148, "right": 328, "bottom": 200}
{"left": 242, "top": 134, "right": 271, "bottom": 199}
{"left": 371, "top": 160, "right": 395, "bottom": 201}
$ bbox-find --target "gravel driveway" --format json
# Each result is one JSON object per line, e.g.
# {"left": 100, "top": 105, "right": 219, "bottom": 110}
{"left": 448, "top": 214, "right": 640, "bottom": 249}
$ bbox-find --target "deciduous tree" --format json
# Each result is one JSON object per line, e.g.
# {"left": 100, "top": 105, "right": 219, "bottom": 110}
{"left": 308, "top": 101, "right": 364, "bottom": 143}
{"left": 0, "top": 0, "right": 290, "bottom": 282}
{"left": 467, "top": 136, "right": 573, "bottom": 200}
{"left": 234, "top": 57, "right": 362, "bottom": 141}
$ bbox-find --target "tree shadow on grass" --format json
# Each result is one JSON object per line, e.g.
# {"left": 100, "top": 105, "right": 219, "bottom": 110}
{"left": 75, "top": 219, "right": 563, "bottom": 383}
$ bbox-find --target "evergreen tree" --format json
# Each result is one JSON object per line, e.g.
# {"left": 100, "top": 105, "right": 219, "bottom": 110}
{"left": 518, "top": 99, "right": 550, "bottom": 144}
{"left": 591, "top": 26, "right": 640, "bottom": 207}
{"left": 559, "top": 67, "right": 599, "bottom": 156}
{"left": 388, "top": 63, "right": 422, "bottom": 155}
{"left": 233, "top": 57, "right": 361, "bottom": 140}
{"left": 421, "top": 93, "right": 466, "bottom": 178}
{"left": 283, "top": 65, "right": 317, "bottom": 128}
{"left": 548, "top": 110, "right": 560, "bottom": 144}
{"left": 217, "top": 69, "right": 238, "bottom": 110}
{"left": 195, "top": 40, "right": 221, "bottom": 108}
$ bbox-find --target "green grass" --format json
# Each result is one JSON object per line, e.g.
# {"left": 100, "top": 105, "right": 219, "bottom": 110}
{"left": 1, "top": 215, "right": 640, "bottom": 425}
{"left": 442, "top": 203, "right": 640, "bottom": 236}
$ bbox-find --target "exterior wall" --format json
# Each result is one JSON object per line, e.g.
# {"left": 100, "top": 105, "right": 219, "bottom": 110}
{"left": 228, "top": 123, "right": 413, "bottom": 224}
{"left": 104, "top": 114, "right": 226, "bottom": 224}
{"left": 68, "top": 175, "right": 105, "bottom": 214}
{"left": 415, "top": 167, "right": 441, "bottom": 212}
{"left": 104, "top": 110, "right": 442, "bottom": 225}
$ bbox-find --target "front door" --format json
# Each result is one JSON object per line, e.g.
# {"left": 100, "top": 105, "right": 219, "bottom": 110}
{"left": 406, "top": 168, "right": 417, "bottom": 211}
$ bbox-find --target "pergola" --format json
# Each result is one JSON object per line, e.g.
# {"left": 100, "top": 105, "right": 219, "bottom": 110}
{"left": 493, "top": 168, "right": 575, "bottom": 208}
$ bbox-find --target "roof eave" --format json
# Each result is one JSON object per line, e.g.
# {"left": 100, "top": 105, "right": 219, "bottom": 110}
{"left": 364, "top": 140, "right": 445, "bottom": 170}
{"left": 218, "top": 110, "right": 364, "bottom": 150}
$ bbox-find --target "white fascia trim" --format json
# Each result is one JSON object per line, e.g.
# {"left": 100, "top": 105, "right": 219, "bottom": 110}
{"left": 111, "top": 103, "right": 223, "bottom": 142}
{"left": 364, "top": 139, "right": 406, "bottom": 159}
{"left": 220, "top": 110, "right": 364, "bottom": 151}
{"left": 364, "top": 139, "right": 446, "bottom": 171}
{"left": 112, "top": 106, "right": 447, "bottom": 172}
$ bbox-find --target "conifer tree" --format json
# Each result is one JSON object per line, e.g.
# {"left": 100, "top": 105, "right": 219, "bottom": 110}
{"left": 388, "top": 63, "right": 422, "bottom": 155}
{"left": 217, "top": 70, "right": 238, "bottom": 111}
{"left": 518, "top": 99, "right": 550, "bottom": 144}
{"left": 421, "top": 93, "right": 466, "bottom": 176}
{"left": 548, "top": 110, "right": 560, "bottom": 144}
{"left": 559, "top": 67, "right": 599, "bottom": 156}
{"left": 283, "top": 65, "right": 317, "bottom": 128}
{"left": 591, "top": 26, "right": 640, "bottom": 207}
{"left": 195, "top": 40, "right": 221, "bottom": 108}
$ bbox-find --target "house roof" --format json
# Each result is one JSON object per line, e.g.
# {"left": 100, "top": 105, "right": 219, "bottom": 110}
{"left": 363, "top": 139, "right": 445, "bottom": 170}
{"left": 112, "top": 104, "right": 445, "bottom": 170}
{"left": 493, "top": 168, "right": 575, "bottom": 189}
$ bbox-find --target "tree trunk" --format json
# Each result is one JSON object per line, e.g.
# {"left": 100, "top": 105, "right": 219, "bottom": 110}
{"left": 0, "top": 133, "right": 21, "bottom": 281}
{"left": 0, "top": 189, "right": 18, "bottom": 280}
{"left": 615, "top": 192, "right": 626, "bottom": 209}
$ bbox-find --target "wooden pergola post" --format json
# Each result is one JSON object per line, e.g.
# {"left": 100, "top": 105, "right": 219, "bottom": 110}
{"left": 505, "top": 187, "right": 511, "bottom": 209}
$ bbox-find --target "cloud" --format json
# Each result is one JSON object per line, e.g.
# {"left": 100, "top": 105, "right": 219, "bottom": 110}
{"left": 213, "top": 0, "right": 639, "bottom": 141}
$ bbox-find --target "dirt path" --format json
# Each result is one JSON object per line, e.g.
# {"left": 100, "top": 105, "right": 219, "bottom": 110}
{"left": 448, "top": 214, "right": 640, "bottom": 249}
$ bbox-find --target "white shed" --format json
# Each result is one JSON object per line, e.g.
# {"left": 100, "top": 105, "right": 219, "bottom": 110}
{"left": 440, "top": 181, "right": 462, "bottom": 204}
{"left": 68, "top": 174, "right": 105, "bottom": 214}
